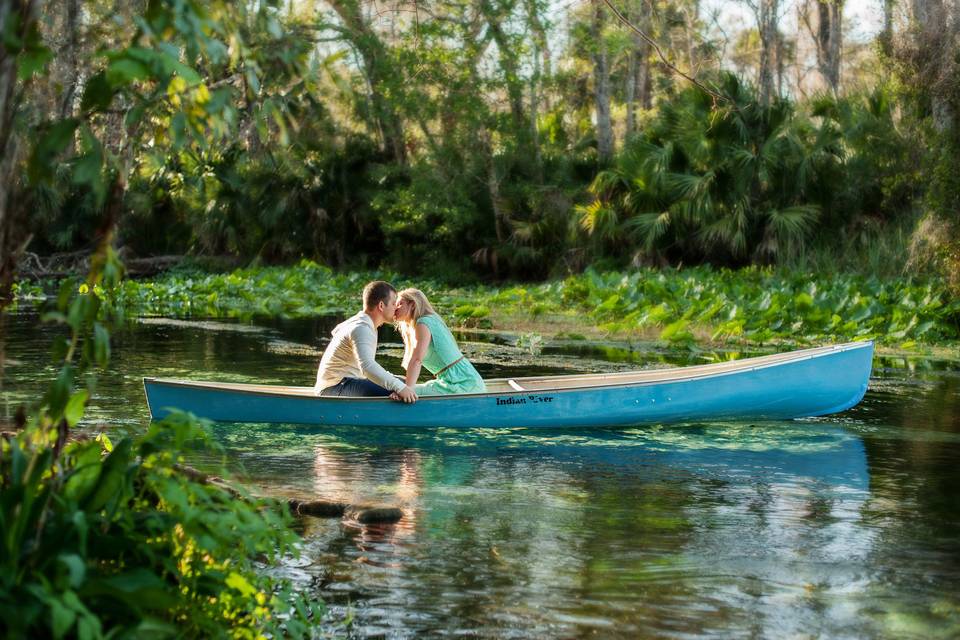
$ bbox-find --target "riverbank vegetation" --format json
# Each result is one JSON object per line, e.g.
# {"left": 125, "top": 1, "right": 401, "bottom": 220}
{"left": 4, "top": 0, "right": 960, "bottom": 294}
{"left": 14, "top": 262, "right": 959, "bottom": 349}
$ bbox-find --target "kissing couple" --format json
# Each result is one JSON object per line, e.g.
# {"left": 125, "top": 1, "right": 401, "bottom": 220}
{"left": 314, "top": 281, "right": 486, "bottom": 403}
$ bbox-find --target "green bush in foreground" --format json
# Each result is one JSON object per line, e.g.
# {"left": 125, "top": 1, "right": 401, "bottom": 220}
{"left": 2, "top": 249, "right": 322, "bottom": 639}
{"left": 0, "top": 414, "right": 321, "bottom": 639}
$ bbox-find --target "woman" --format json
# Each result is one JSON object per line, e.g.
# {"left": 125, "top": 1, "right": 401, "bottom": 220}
{"left": 394, "top": 288, "right": 486, "bottom": 396}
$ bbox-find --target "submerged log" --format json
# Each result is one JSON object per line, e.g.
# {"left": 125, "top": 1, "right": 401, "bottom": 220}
{"left": 348, "top": 506, "right": 404, "bottom": 525}
{"left": 289, "top": 498, "right": 347, "bottom": 517}
{"left": 289, "top": 498, "right": 403, "bottom": 524}
{"left": 174, "top": 465, "right": 404, "bottom": 525}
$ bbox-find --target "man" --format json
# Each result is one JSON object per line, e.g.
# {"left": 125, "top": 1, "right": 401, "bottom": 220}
{"left": 315, "top": 280, "right": 418, "bottom": 403}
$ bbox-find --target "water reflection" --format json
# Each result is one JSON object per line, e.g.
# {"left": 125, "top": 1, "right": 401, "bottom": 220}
{"left": 3, "top": 311, "right": 960, "bottom": 637}
{"left": 215, "top": 421, "right": 879, "bottom": 636}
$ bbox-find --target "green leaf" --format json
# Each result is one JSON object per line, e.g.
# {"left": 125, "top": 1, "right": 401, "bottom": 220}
{"left": 81, "top": 569, "right": 178, "bottom": 610}
{"left": 72, "top": 127, "right": 104, "bottom": 195}
{"left": 64, "top": 390, "right": 89, "bottom": 427}
{"left": 93, "top": 323, "right": 111, "bottom": 368}
{"left": 157, "top": 50, "right": 201, "bottom": 83}
{"left": 124, "top": 103, "right": 147, "bottom": 129}
{"left": 46, "top": 365, "right": 74, "bottom": 419}
{"left": 76, "top": 616, "right": 100, "bottom": 640}
{"left": 132, "top": 618, "right": 178, "bottom": 636}
{"left": 794, "top": 292, "right": 814, "bottom": 310}
{"left": 171, "top": 112, "right": 188, "bottom": 148}
{"left": 2, "top": 11, "right": 23, "bottom": 49}
{"left": 17, "top": 46, "right": 53, "bottom": 79}
{"left": 225, "top": 571, "right": 257, "bottom": 597}
{"left": 95, "top": 432, "right": 114, "bottom": 453}
{"left": 29, "top": 119, "right": 80, "bottom": 183}
{"left": 63, "top": 448, "right": 102, "bottom": 504}
{"left": 59, "top": 554, "right": 87, "bottom": 589}
{"left": 106, "top": 57, "right": 151, "bottom": 85}
{"left": 49, "top": 596, "right": 77, "bottom": 639}
{"left": 81, "top": 72, "right": 114, "bottom": 112}
{"left": 83, "top": 439, "right": 132, "bottom": 512}
{"left": 660, "top": 319, "right": 693, "bottom": 343}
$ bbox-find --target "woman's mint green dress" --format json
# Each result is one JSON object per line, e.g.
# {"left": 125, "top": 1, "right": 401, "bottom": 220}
{"left": 414, "top": 314, "right": 486, "bottom": 395}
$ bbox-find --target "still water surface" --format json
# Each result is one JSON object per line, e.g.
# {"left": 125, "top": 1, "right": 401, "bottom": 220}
{"left": 2, "top": 313, "right": 959, "bottom": 638}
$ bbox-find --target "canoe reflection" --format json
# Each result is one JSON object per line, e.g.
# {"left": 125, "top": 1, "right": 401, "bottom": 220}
{"left": 216, "top": 420, "right": 874, "bottom": 637}
{"left": 300, "top": 421, "right": 869, "bottom": 495}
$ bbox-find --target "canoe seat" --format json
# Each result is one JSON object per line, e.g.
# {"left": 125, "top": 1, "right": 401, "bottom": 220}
{"left": 507, "top": 379, "right": 525, "bottom": 391}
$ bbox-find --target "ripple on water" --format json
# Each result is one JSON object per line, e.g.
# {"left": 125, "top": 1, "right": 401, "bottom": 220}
{"left": 3, "top": 312, "right": 960, "bottom": 637}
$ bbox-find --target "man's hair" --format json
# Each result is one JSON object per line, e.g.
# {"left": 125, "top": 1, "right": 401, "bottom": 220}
{"left": 362, "top": 280, "right": 397, "bottom": 309}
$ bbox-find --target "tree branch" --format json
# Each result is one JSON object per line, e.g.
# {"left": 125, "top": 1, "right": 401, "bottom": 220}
{"left": 600, "top": 0, "right": 729, "bottom": 105}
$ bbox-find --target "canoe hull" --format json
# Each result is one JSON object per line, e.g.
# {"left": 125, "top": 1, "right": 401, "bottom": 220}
{"left": 143, "top": 342, "right": 873, "bottom": 428}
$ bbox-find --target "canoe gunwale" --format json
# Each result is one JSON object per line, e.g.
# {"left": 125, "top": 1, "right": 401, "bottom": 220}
{"left": 142, "top": 340, "right": 874, "bottom": 403}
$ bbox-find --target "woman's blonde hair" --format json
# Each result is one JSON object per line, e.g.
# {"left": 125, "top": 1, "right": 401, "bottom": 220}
{"left": 396, "top": 288, "right": 437, "bottom": 369}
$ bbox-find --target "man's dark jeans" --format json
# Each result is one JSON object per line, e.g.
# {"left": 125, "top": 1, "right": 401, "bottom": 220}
{"left": 319, "top": 377, "right": 391, "bottom": 397}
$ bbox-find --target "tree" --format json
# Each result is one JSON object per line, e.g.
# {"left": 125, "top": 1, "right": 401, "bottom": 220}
{"left": 592, "top": 0, "right": 615, "bottom": 163}
{"left": 800, "top": 0, "right": 844, "bottom": 93}
{"left": 326, "top": 0, "right": 408, "bottom": 164}
{"left": 756, "top": 0, "right": 781, "bottom": 106}
{"left": 0, "top": 0, "right": 44, "bottom": 305}
{"left": 624, "top": 0, "right": 653, "bottom": 140}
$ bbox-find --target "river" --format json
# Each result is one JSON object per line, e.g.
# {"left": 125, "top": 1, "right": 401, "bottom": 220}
{"left": 2, "top": 312, "right": 959, "bottom": 638}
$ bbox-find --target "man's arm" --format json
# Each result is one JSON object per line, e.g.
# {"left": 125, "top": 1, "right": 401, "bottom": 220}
{"left": 352, "top": 324, "right": 407, "bottom": 393}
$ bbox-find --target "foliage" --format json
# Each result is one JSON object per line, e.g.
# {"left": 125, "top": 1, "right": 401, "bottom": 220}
{"left": 115, "top": 260, "right": 394, "bottom": 318}
{"left": 11, "top": 0, "right": 948, "bottom": 282}
{"left": 917, "top": 133, "right": 960, "bottom": 297}
{"left": 15, "top": 263, "right": 958, "bottom": 348}
{"left": 558, "top": 268, "right": 960, "bottom": 347}
{"left": 577, "top": 75, "right": 919, "bottom": 267}
{"left": 1, "top": 245, "right": 322, "bottom": 638}
{"left": 371, "top": 161, "right": 489, "bottom": 277}
{"left": 0, "top": 413, "right": 322, "bottom": 639}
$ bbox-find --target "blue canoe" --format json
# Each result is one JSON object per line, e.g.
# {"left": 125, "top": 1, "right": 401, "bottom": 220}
{"left": 142, "top": 341, "right": 873, "bottom": 428}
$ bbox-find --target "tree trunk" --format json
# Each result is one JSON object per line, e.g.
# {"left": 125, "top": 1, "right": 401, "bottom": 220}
{"left": 525, "top": 0, "right": 547, "bottom": 175}
{"left": 625, "top": 0, "right": 652, "bottom": 141}
{"left": 479, "top": 0, "right": 527, "bottom": 136}
{"left": 880, "top": 0, "right": 895, "bottom": 57}
{"left": 59, "top": 0, "right": 82, "bottom": 121}
{"left": 776, "top": 31, "right": 786, "bottom": 97}
{"left": 625, "top": 47, "right": 637, "bottom": 140}
{"left": 327, "top": 0, "right": 407, "bottom": 163}
{"left": 592, "top": 1, "right": 614, "bottom": 164}
{"left": 814, "top": 0, "right": 843, "bottom": 93}
{"left": 0, "top": 0, "right": 41, "bottom": 309}
{"left": 911, "top": 0, "right": 957, "bottom": 133}
{"left": 757, "top": 0, "right": 779, "bottom": 107}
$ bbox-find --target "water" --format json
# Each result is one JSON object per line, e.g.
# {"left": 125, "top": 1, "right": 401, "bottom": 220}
{"left": 2, "top": 312, "right": 960, "bottom": 638}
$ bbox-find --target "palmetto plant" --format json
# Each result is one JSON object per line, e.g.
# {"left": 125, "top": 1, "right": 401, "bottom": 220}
{"left": 579, "top": 73, "right": 840, "bottom": 265}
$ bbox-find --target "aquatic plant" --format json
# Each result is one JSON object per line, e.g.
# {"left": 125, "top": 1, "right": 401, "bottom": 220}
{"left": 14, "top": 262, "right": 959, "bottom": 347}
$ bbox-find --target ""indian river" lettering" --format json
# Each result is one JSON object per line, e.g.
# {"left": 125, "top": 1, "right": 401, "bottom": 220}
{"left": 495, "top": 395, "right": 555, "bottom": 406}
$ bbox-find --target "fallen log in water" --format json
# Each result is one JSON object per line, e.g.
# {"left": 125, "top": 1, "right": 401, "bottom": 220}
{"left": 288, "top": 498, "right": 403, "bottom": 525}
{"left": 174, "top": 464, "right": 403, "bottom": 525}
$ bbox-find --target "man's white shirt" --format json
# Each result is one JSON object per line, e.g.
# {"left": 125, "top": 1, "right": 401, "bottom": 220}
{"left": 315, "top": 311, "right": 406, "bottom": 393}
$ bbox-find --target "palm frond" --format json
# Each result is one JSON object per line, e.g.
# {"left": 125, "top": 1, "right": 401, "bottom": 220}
{"left": 624, "top": 211, "right": 672, "bottom": 250}
{"left": 766, "top": 205, "right": 820, "bottom": 240}
{"left": 576, "top": 200, "right": 620, "bottom": 240}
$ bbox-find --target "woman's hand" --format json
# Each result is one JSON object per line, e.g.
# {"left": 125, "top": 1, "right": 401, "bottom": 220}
{"left": 391, "top": 385, "right": 418, "bottom": 403}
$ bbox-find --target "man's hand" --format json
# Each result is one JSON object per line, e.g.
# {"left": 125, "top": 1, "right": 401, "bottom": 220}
{"left": 390, "top": 385, "right": 418, "bottom": 403}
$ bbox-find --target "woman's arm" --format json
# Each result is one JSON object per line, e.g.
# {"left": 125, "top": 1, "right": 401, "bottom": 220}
{"left": 404, "top": 323, "right": 432, "bottom": 388}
